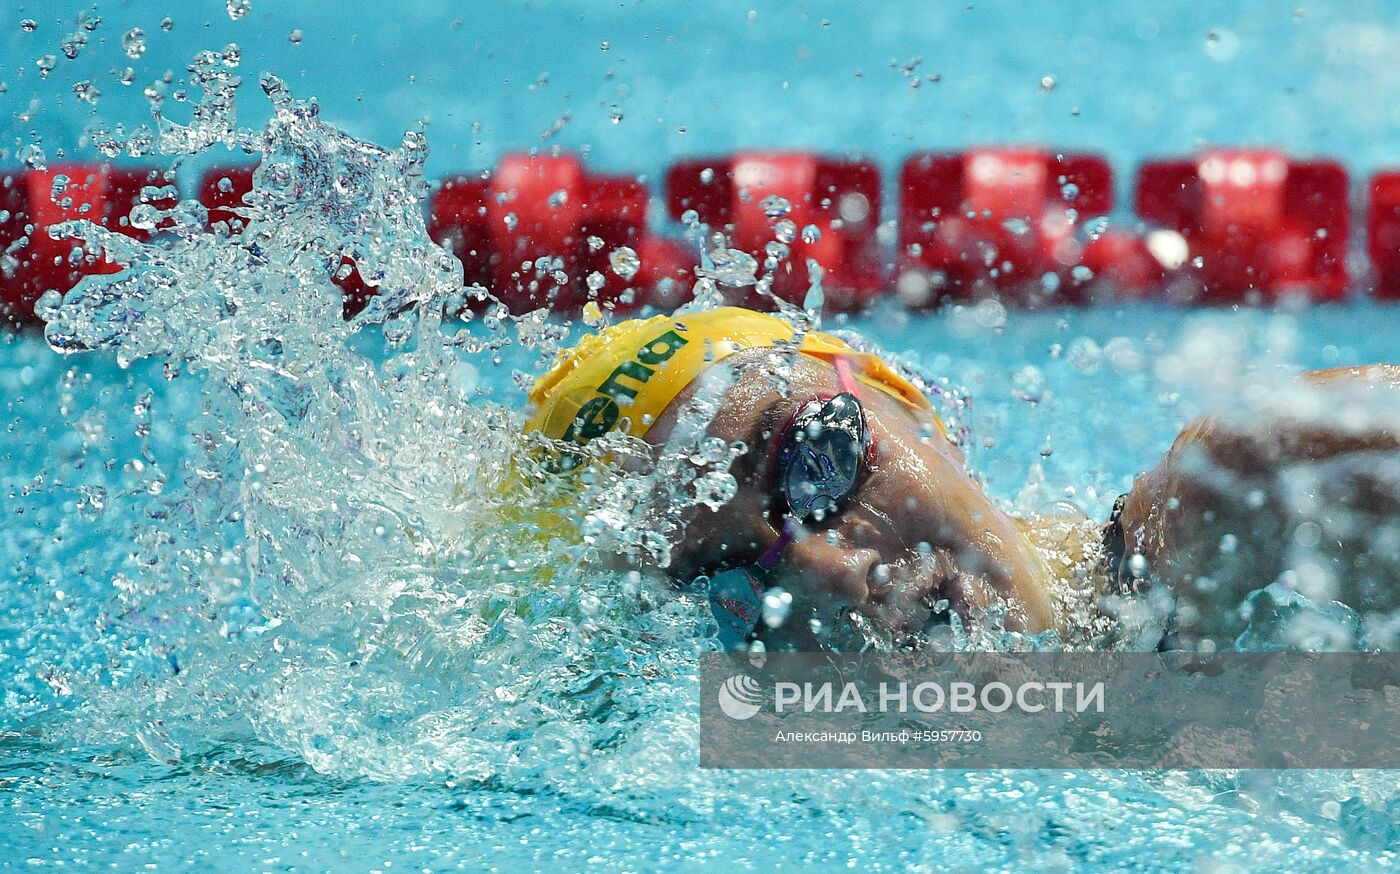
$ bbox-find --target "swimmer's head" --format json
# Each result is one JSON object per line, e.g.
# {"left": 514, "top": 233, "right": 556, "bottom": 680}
{"left": 525, "top": 306, "right": 1055, "bottom": 645}
{"left": 525, "top": 306, "right": 941, "bottom": 448}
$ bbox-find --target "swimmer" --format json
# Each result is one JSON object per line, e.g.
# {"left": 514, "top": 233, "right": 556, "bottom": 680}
{"left": 526, "top": 307, "right": 1400, "bottom": 650}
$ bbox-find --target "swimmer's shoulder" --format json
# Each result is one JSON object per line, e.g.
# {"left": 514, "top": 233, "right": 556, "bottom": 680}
{"left": 1303, "top": 364, "right": 1400, "bottom": 388}
{"left": 1015, "top": 511, "right": 1121, "bottom": 644}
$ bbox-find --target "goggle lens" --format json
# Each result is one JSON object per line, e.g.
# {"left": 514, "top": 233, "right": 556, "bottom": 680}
{"left": 775, "top": 392, "right": 868, "bottom": 523}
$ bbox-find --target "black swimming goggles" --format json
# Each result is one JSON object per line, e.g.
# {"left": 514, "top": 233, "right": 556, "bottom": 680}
{"left": 707, "top": 357, "right": 871, "bottom": 648}
{"left": 772, "top": 390, "right": 870, "bottom": 524}
{"left": 772, "top": 354, "right": 872, "bottom": 529}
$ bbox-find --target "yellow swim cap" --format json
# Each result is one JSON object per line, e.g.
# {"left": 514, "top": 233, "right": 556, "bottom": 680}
{"left": 525, "top": 306, "right": 944, "bottom": 448}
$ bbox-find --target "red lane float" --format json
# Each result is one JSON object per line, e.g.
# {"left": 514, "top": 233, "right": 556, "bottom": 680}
{"left": 5, "top": 146, "right": 1379, "bottom": 331}
{"left": 665, "top": 152, "right": 883, "bottom": 310}
{"left": 1080, "top": 230, "right": 1166, "bottom": 296}
{"left": 198, "top": 164, "right": 378, "bottom": 316}
{"left": 897, "top": 147, "right": 1118, "bottom": 306}
{"left": 1135, "top": 149, "right": 1349, "bottom": 303}
{"left": 430, "top": 152, "right": 684, "bottom": 313}
{"left": 1367, "top": 171, "right": 1400, "bottom": 300}
{"left": 0, "top": 163, "right": 172, "bottom": 326}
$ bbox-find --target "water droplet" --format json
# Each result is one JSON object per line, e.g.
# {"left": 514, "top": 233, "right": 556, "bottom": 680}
{"left": 59, "top": 32, "right": 85, "bottom": 59}
{"left": 85, "top": 127, "right": 119, "bottom": 157}
{"left": 1138, "top": 229, "right": 1187, "bottom": 271}
{"left": 548, "top": 188, "right": 568, "bottom": 208}
{"left": 160, "top": 17, "right": 174, "bottom": 31}
{"left": 698, "top": 248, "right": 758, "bottom": 287}
{"left": 503, "top": 212, "right": 517, "bottom": 231}
{"left": 122, "top": 27, "right": 146, "bottom": 59}
{"left": 20, "top": 19, "right": 37, "bottom": 32}
{"left": 838, "top": 192, "right": 871, "bottom": 224}
{"left": 1204, "top": 28, "right": 1240, "bottom": 63}
{"left": 1012, "top": 365, "right": 1046, "bottom": 405}
{"left": 1040, "top": 75, "right": 1056, "bottom": 91}
{"left": 288, "top": 28, "right": 303, "bottom": 44}
{"left": 1001, "top": 217, "right": 1030, "bottom": 235}
{"left": 1127, "top": 553, "right": 1149, "bottom": 579}
{"left": 800, "top": 224, "right": 821, "bottom": 244}
{"left": 609, "top": 109, "right": 623, "bottom": 124}
{"left": 227, "top": 0, "right": 253, "bottom": 20}
{"left": 222, "top": 43, "right": 241, "bottom": 68}
{"left": 1064, "top": 338, "right": 1099, "bottom": 374}
{"left": 972, "top": 297, "right": 1006, "bottom": 330}
{"left": 599, "top": 40, "right": 610, "bottom": 51}
{"left": 19, "top": 142, "right": 47, "bottom": 170}
{"left": 125, "top": 124, "right": 155, "bottom": 157}
{"left": 608, "top": 246, "right": 640, "bottom": 280}
{"left": 699, "top": 167, "right": 715, "bottom": 184}
{"left": 761, "top": 587, "right": 793, "bottom": 628}
{"left": 586, "top": 235, "right": 604, "bottom": 252}
{"left": 36, "top": 288, "right": 64, "bottom": 321}
{"left": 761, "top": 195, "right": 790, "bottom": 219}
{"left": 802, "top": 262, "right": 825, "bottom": 313}
{"left": 50, "top": 174, "right": 70, "bottom": 200}
{"left": 586, "top": 271, "right": 605, "bottom": 292}
{"left": 581, "top": 300, "right": 605, "bottom": 327}
{"left": 773, "top": 218, "right": 797, "bottom": 243}
{"left": 36, "top": 54, "right": 56, "bottom": 79}
{"left": 128, "top": 204, "right": 160, "bottom": 231}
{"left": 73, "top": 80, "right": 100, "bottom": 105}
{"left": 690, "top": 277, "right": 721, "bottom": 307}
{"left": 895, "top": 270, "right": 932, "bottom": 307}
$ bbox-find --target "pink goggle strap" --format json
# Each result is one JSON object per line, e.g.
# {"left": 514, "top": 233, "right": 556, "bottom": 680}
{"left": 832, "top": 354, "right": 861, "bottom": 397}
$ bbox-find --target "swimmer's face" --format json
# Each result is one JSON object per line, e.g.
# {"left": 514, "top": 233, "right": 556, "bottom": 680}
{"left": 649, "top": 350, "right": 1056, "bottom": 645}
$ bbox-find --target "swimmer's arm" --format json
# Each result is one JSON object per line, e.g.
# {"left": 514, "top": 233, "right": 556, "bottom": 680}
{"left": 1129, "top": 364, "right": 1398, "bottom": 493}
{"left": 1112, "top": 364, "right": 1399, "bottom": 640}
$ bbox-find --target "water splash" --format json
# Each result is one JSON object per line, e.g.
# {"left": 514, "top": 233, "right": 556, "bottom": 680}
{"left": 29, "top": 55, "right": 754, "bottom": 800}
{"left": 12, "top": 57, "right": 1400, "bottom": 854}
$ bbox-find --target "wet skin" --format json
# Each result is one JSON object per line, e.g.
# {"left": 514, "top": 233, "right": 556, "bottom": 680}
{"left": 649, "top": 352, "right": 1400, "bottom": 648}
{"left": 1115, "top": 365, "right": 1400, "bottom": 644}
{"left": 648, "top": 348, "right": 1058, "bottom": 644}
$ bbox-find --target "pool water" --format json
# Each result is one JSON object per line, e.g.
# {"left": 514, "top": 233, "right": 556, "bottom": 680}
{"left": 7, "top": 294, "right": 1399, "bottom": 869}
{"left": 5, "top": 1, "right": 1400, "bottom": 870}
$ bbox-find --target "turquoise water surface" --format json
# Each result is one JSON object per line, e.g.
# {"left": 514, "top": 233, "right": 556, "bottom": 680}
{"left": 5, "top": 1, "right": 1400, "bottom": 870}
